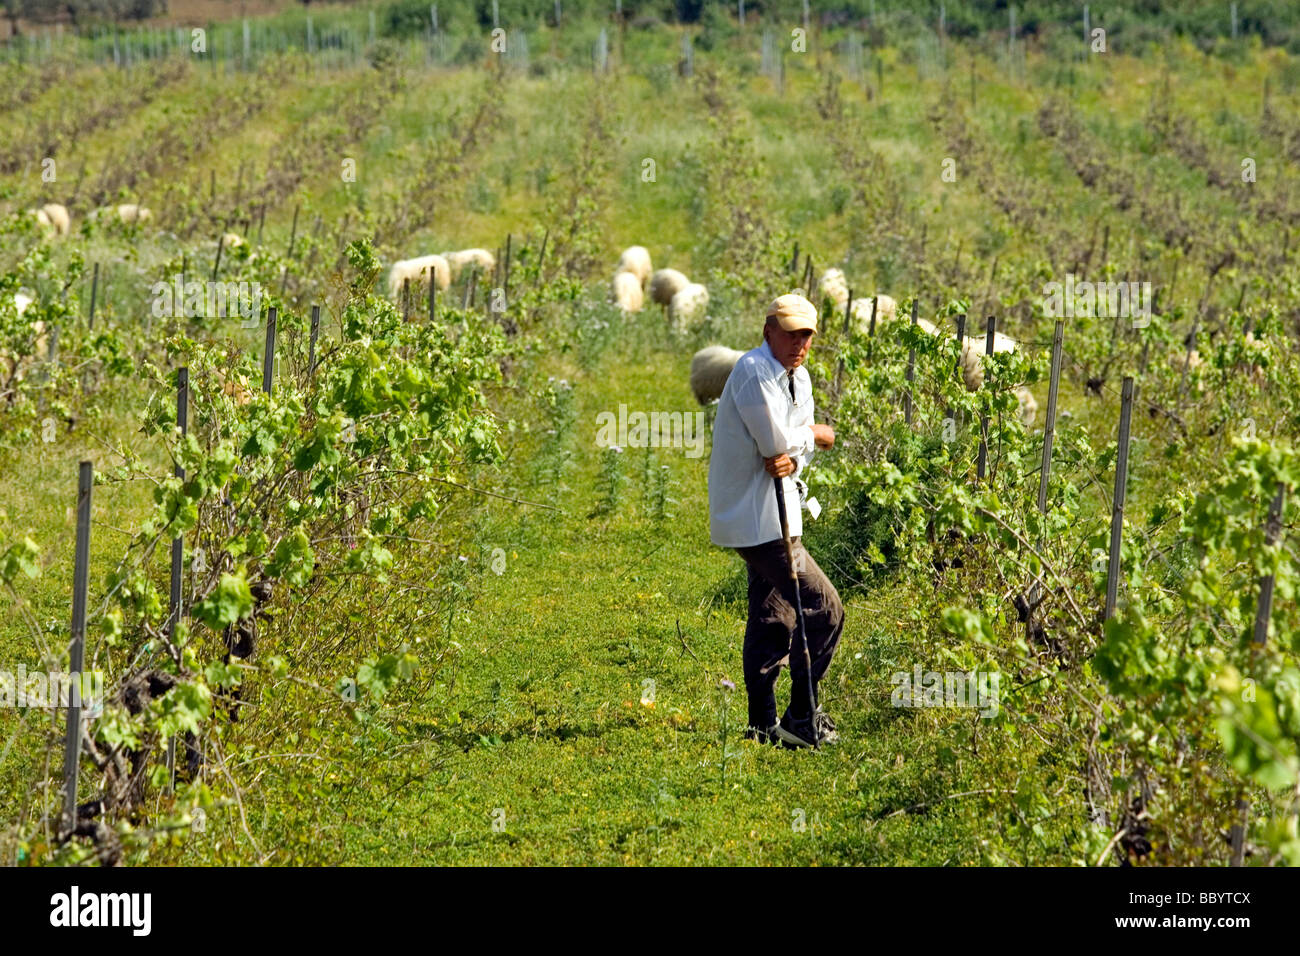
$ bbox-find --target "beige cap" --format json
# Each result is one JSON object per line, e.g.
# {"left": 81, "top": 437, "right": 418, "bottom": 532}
{"left": 766, "top": 293, "right": 818, "bottom": 333}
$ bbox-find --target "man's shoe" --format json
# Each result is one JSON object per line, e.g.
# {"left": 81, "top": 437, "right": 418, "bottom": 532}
{"left": 775, "top": 711, "right": 819, "bottom": 749}
{"left": 744, "top": 723, "right": 781, "bottom": 745}
{"left": 777, "top": 705, "right": 839, "bottom": 747}
{"left": 813, "top": 707, "right": 839, "bottom": 745}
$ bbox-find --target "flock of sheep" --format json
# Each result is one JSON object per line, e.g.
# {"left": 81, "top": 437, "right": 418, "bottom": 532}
{"left": 689, "top": 265, "right": 1038, "bottom": 427}
{"left": 381, "top": 240, "right": 1040, "bottom": 428}
{"left": 387, "top": 248, "right": 498, "bottom": 300}
{"left": 19, "top": 221, "right": 1261, "bottom": 436}
{"left": 611, "top": 245, "right": 710, "bottom": 330}
{"left": 29, "top": 202, "right": 153, "bottom": 237}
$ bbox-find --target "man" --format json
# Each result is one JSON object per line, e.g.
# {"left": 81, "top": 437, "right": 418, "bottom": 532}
{"left": 708, "top": 293, "right": 845, "bottom": 749}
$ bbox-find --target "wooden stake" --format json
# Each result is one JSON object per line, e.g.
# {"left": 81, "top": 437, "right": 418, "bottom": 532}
{"left": 286, "top": 204, "right": 300, "bottom": 258}
{"left": 904, "top": 298, "right": 918, "bottom": 424}
{"left": 164, "top": 367, "right": 188, "bottom": 790}
{"left": 503, "top": 233, "right": 513, "bottom": 301}
{"left": 1179, "top": 317, "right": 1199, "bottom": 399}
{"left": 60, "top": 460, "right": 93, "bottom": 838}
{"left": 1037, "top": 321, "right": 1064, "bottom": 513}
{"left": 977, "top": 315, "right": 994, "bottom": 480}
{"left": 87, "top": 263, "right": 99, "bottom": 330}
{"left": 535, "top": 230, "right": 549, "bottom": 287}
{"left": 309, "top": 305, "right": 320, "bottom": 375}
{"left": 262, "top": 307, "right": 277, "bottom": 394}
{"left": 834, "top": 287, "right": 854, "bottom": 402}
{"left": 1253, "top": 483, "right": 1286, "bottom": 646}
{"left": 212, "top": 229, "right": 224, "bottom": 281}
{"left": 1104, "top": 377, "right": 1135, "bottom": 622}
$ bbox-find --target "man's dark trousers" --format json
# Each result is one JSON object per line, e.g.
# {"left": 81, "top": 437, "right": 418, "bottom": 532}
{"left": 734, "top": 535, "right": 844, "bottom": 729}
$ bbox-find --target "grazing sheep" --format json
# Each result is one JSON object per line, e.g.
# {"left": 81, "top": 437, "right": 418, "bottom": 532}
{"left": 817, "top": 268, "right": 849, "bottom": 311}
{"left": 388, "top": 254, "right": 452, "bottom": 299}
{"left": 669, "top": 282, "right": 709, "bottom": 329}
{"left": 954, "top": 332, "right": 1037, "bottom": 426}
{"left": 649, "top": 268, "right": 689, "bottom": 307}
{"left": 31, "top": 205, "right": 71, "bottom": 236}
{"left": 616, "top": 246, "right": 653, "bottom": 286}
{"left": 689, "top": 345, "right": 744, "bottom": 404}
{"left": 116, "top": 204, "right": 152, "bottom": 224}
{"left": 816, "top": 269, "right": 898, "bottom": 331}
{"left": 957, "top": 332, "right": 1017, "bottom": 392}
{"left": 849, "top": 294, "right": 898, "bottom": 330}
{"left": 899, "top": 316, "right": 1035, "bottom": 427}
{"left": 1016, "top": 388, "right": 1039, "bottom": 427}
{"left": 41, "top": 203, "right": 71, "bottom": 235}
{"left": 444, "top": 248, "right": 496, "bottom": 280}
{"left": 612, "top": 270, "right": 644, "bottom": 313}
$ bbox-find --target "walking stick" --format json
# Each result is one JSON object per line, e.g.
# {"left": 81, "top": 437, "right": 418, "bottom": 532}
{"left": 774, "top": 474, "right": 819, "bottom": 749}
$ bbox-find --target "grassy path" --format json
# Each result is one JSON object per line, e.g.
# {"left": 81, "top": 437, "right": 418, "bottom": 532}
{"left": 324, "top": 342, "right": 995, "bottom": 866}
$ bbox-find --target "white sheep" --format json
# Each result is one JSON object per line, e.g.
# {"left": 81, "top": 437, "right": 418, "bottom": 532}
{"left": 222, "top": 232, "right": 245, "bottom": 249}
{"left": 42, "top": 203, "right": 71, "bottom": 235}
{"left": 955, "top": 331, "right": 1036, "bottom": 426}
{"left": 616, "top": 246, "right": 653, "bottom": 286}
{"left": 669, "top": 282, "right": 709, "bottom": 329}
{"left": 898, "top": 316, "right": 1036, "bottom": 427}
{"left": 444, "top": 248, "right": 496, "bottom": 280}
{"left": 612, "top": 270, "right": 644, "bottom": 313}
{"left": 957, "top": 332, "right": 1017, "bottom": 392}
{"left": 649, "top": 268, "right": 689, "bottom": 307}
{"left": 1016, "top": 388, "right": 1039, "bottom": 427}
{"left": 689, "top": 345, "right": 744, "bottom": 405}
{"left": 816, "top": 269, "right": 897, "bottom": 331}
{"left": 849, "top": 294, "right": 898, "bottom": 330}
{"left": 31, "top": 205, "right": 71, "bottom": 236}
{"left": 817, "top": 268, "right": 849, "bottom": 311}
{"left": 116, "top": 204, "right": 152, "bottom": 224}
{"left": 388, "top": 254, "right": 452, "bottom": 299}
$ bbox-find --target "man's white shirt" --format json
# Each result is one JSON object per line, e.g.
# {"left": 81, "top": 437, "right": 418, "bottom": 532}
{"left": 708, "top": 339, "right": 816, "bottom": 548}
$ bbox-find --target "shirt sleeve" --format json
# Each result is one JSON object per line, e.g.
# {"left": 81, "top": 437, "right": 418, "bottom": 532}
{"left": 732, "top": 365, "right": 817, "bottom": 461}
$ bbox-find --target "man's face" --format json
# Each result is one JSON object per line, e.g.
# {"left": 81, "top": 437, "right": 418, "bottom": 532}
{"left": 765, "top": 322, "right": 815, "bottom": 370}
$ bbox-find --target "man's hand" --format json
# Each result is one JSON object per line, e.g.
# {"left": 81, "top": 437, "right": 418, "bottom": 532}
{"left": 764, "top": 454, "right": 796, "bottom": 479}
{"left": 812, "top": 424, "right": 835, "bottom": 450}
